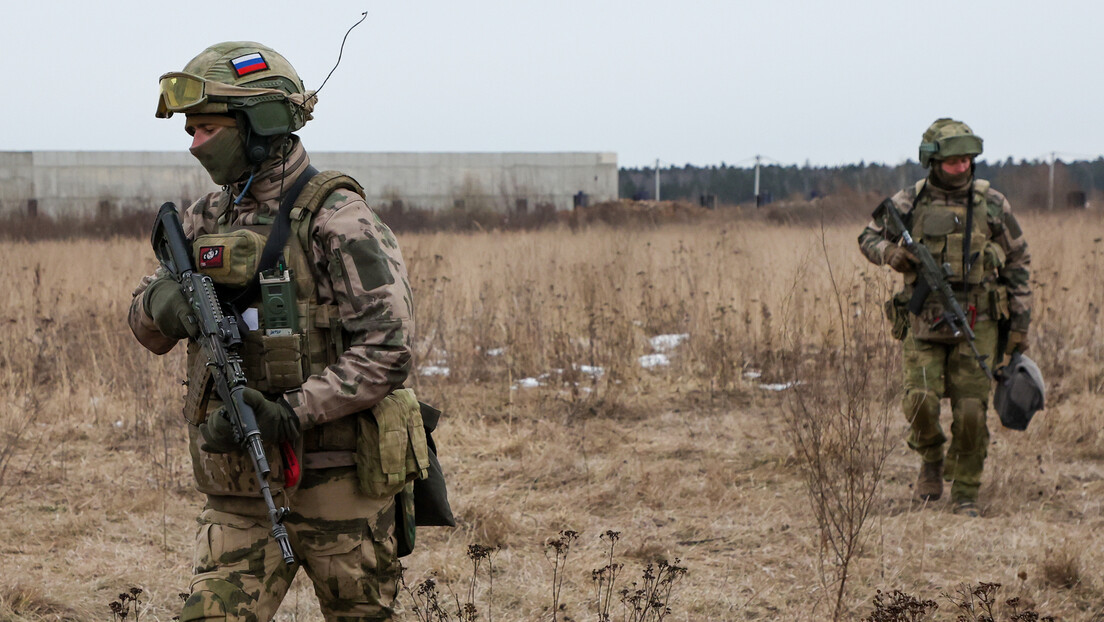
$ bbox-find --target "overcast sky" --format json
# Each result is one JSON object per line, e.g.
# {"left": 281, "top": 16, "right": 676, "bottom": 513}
{"left": 2, "top": 0, "right": 1101, "bottom": 168}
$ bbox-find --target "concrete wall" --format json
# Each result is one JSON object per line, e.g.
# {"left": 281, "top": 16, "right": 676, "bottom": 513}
{"left": 0, "top": 151, "right": 618, "bottom": 218}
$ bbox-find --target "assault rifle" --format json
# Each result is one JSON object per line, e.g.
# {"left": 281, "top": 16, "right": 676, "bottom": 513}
{"left": 877, "top": 198, "right": 994, "bottom": 381}
{"left": 151, "top": 202, "right": 295, "bottom": 565}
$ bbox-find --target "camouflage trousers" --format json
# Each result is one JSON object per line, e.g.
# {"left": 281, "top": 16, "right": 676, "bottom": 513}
{"left": 901, "top": 320, "right": 998, "bottom": 503}
{"left": 180, "top": 466, "right": 399, "bottom": 622}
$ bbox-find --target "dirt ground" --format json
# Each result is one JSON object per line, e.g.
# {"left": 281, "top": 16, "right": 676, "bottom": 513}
{"left": 2, "top": 211, "right": 1103, "bottom": 621}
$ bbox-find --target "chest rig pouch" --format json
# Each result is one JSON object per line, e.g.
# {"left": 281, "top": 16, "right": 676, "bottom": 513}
{"left": 193, "top": 229, "right": 269, "bottom": 288}
{"left": 905, "top": 180, "right": 997, "bottom": 343}
{"left": 181, "top": 169, "right": 368, "bottom": 498}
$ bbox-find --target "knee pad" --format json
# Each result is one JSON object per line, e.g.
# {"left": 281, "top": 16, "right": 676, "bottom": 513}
{"left": 180, "top": 580, "right": 248, "bottom": 622}
{"left": 902, "top": 389, "right": 940, "bottom": 425}
{"left": 954, "top": 397, "right": 987, "bottom": 446}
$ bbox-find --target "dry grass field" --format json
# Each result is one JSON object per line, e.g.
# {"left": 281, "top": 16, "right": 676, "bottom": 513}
{"left": 1, "top": 206, "right": 1103, "bottom": 621}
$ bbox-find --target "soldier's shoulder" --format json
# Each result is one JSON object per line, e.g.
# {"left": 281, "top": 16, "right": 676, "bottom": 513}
{"left": 311, "top": 186, "right": 380, "bottom": 239}
{"left": 182, "top": 191, "right": 225, "bottom": 235}
{"left": 975, "top": 178, "right": 1009, "bottom": 204}
{"left": 889, "top": 182, "right": 922, "bottom": 212}
{"left": 309, "top": 170, "right": 369, "bottom": 214}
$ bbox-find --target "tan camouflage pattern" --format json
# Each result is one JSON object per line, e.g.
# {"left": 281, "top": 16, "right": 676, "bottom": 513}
{"left": 130, "top": 135, "right": 412, "bottom": 621}
{"left": 181, "top": 468, "right": 398, "bottom": 621}
{"left": 130, "top": 136, "right": 415, "bottom": 430}
{"left": 858, "top": 177, "right": 1032, "bottom": 331}
{"left": 128, "top": 269, "right": 178, "bottom": 355}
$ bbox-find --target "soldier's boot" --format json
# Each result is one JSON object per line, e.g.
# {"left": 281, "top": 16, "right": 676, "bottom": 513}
{"left": 952, "top": 499, "right": 980, "bottom": 517}
{"left": 914, "top": 459, "right": 944, "bottom": 502}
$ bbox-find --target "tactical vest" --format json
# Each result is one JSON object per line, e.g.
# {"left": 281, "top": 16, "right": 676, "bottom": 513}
{"left": 182, "top": 171, "right": 365, "bottom": 498}
{"left": 904, "top": 178, "right": 1011, "bottom": 341}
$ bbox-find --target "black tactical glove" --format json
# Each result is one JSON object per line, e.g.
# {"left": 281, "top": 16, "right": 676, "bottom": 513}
{"left": 883, "top": 245, "right": 918, "bottom": 274}
{"left": 241, "top": 388, "right": 302, "bottom": 444}
{"left": 198, "top": 407, "right": 239, "bottom": 453}
{"left": 143, "top": 275, "right": 197, "bottom": 339}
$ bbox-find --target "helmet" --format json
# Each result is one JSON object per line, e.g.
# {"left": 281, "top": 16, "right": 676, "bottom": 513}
{"left": 918, "top": 118, "right": 983, "bottom": 168}
{"left": 156, "top": 41, "right": 316, "bottom": 138}
{"left": 994, "top": 351, "right": 1046, "bottom": 431}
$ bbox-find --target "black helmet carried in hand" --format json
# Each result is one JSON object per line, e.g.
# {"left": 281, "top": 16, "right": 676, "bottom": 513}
{"left": 994, "top": 351, "right": 1046, "bottom": 431}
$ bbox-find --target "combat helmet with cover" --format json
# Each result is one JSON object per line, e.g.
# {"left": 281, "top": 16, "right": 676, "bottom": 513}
{"left": 994, "top": 351, "right": 1046, "bottom": 431}
{"left": 918, "top": 118, "right": 983, "bottom": 168}
{"left": 156, "top": 41, "right": 317, "bottom": 164}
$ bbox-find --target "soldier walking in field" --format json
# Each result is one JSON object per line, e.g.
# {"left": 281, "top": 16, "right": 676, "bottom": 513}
{"left": 858, "top": 119, "right": 1032, "bottom": 517}
{"left": 129, "top": 41, "right": 423, "bottom": 620}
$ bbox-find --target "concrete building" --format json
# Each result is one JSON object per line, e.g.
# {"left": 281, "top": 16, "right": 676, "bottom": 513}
{"left": 0, "top": 151, "right": 618, "bottom": 218}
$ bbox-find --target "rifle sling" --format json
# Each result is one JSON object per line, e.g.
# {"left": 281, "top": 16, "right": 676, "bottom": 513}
{"left": 962, "top": 181, "right": 975, "bottom": 304}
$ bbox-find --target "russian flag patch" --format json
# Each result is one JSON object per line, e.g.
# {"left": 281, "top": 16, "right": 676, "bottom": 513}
{"left": 230, "top": 52, "right": 268, "bottom": 77}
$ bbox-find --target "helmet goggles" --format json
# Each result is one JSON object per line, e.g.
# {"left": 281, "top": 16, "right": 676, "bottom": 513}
{"left": 156, "top": 72, "right": 291, "bottom": 118}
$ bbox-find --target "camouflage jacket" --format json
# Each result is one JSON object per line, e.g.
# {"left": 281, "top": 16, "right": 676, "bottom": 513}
{"left": 129, "top": 137, "right": 415, "bottom": 429}
{"left": 858, "top": 177, "right": 1032, "bottom": 332}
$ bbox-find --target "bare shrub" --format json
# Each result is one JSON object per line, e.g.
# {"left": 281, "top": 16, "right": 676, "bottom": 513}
{"left": 781, "top": 226, "right": 897, "bottom": 621}
{"left": 1038, "top": 544, "right": 1083, "bottom": 590}
{"left": 862, "top": 589, "right": 938, "bottom": 622}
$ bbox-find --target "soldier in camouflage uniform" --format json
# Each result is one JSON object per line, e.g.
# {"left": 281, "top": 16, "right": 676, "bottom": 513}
{"left": 129, "top": 42, "right": 417, "bottom": 620}
{"left": 859, "top": 119, "right": 1032, "bottom": 517}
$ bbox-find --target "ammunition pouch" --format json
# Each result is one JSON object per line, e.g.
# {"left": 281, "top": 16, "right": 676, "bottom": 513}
{"left": 982, "top": 241, "right": 1006, "bottom": 272}
{"left": 988, "top": 286, "right": 1010, "bottom": 323}
{"left": 356, "top": 388, "right": 430, "bottom": 498}
{"left": 239, "top": 332, "right": 308, "bottom": 393}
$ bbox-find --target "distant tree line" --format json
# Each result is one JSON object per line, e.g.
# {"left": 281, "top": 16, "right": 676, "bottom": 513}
{"left": 620, "top": 158, "right": 1104, "bottom": 211}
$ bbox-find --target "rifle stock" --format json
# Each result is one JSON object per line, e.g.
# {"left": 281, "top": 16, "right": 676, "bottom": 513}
{"left": 151, "top": 202, "right": 296, "bottom": 565}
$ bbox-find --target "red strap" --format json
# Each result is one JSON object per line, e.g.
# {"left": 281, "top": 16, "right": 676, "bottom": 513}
{"left": 281, "top": 441, "right": 300, "bottom": 488}
{"left": 967, "top": 304, "right": 978, "bottom": 330}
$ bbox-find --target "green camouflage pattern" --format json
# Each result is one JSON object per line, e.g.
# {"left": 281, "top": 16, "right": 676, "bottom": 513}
{"left": 919, "top": 118, "right": 983, "bottom": 167}
{"left": 858, "top": 178, "right": 1032, "bottom": 331}
{"left": 860, "top": 173, "right": 1032, "bottom": 505}
{"left": 901, "top": 321, "right": 998, "bottom": 503}
{"left": 181, "top": 468, "right": 398, "bottom": 621}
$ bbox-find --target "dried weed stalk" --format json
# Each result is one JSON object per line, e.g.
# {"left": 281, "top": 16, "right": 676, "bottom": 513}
{"left": 943, "top": 582, "right": 1055, "bottom": 622}
{"left": 107, "top": 587, "right": 144, "bottom": 621}
{"left": 616, "top": 558, "right": 687, "bottom": 622}
{"left": 403, "top": 530, "right": 686, "bottom": 622}
{"left": 591, "top": 530, "right": 624, "bottom": 621}
{"left": 545, "top": 529, "right": 579, "bottom": 621}
{"left": 862, "top": 589, "right": 938, "bottom": 622}
{"left": 782, "top": 225, "right": 896, "bottom": 621}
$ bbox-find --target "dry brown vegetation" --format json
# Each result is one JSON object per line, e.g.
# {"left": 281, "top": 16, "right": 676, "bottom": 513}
{"left": 1, "top": 205, "right": 1103, "bottom": 621}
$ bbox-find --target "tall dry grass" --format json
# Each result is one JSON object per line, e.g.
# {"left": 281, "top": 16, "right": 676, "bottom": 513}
{"left": 1, "top": 207, "right": 1102, "bottom": 620}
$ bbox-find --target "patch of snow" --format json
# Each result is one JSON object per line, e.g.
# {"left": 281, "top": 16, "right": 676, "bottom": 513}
{"left": 639, "top": 353, "right": 670, "bottom": 368}
{"left": 759, "top": 381, "right": 802, "bottom": 392}
{"left": 650, "top": 333, "right": 689, "bottom": 352}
